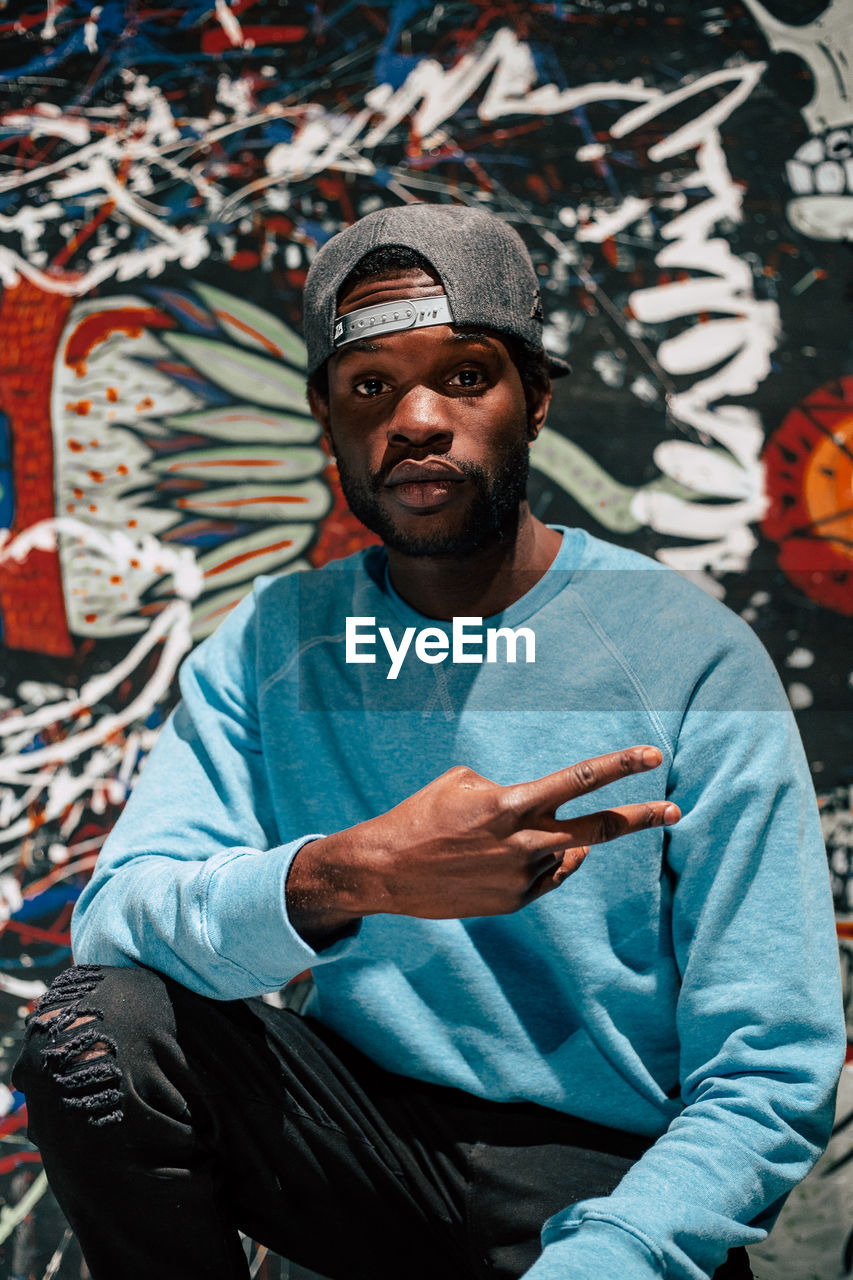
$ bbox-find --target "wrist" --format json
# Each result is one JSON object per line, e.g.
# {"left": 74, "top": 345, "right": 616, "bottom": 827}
{"left": 285, "top": 833, "right": 366, "bottom": 949}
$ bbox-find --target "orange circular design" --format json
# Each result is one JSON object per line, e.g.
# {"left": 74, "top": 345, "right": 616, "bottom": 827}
{"left": 762, "top": 376, "right": 853, "bottom": 616}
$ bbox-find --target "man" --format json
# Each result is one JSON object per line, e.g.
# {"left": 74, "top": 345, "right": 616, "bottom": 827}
{"left": 14, "top": 204, "right": 844, "bottom": 1280}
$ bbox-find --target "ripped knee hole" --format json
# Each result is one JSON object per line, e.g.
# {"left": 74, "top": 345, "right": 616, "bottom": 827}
{"left": 25, "top": 965, "right": 124, "bottom": 1126}
{"left": 32, "top": 1007, "right": 110, "bottom": 1062}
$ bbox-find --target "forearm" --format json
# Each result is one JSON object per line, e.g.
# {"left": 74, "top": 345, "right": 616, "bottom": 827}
{"left": 525, "top": 1073, "right": 841, "bottom": 1280}
{"left": 72, "top": 834, "right": 344, "bottom": 999}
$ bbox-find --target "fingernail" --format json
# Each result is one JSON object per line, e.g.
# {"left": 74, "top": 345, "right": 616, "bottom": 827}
{"left": 642, "top": 747, "right": 662, "bottom": 767}
{"left": 663, "top": 804, "right": 680, "bottom": 823}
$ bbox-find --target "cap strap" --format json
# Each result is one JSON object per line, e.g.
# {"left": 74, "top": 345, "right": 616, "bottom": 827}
{"left": 333, "top": 294, "right": 454, "bottom": 347}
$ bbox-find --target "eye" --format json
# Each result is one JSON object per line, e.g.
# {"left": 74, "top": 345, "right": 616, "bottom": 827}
{"left": 448, "top": 367, "right": 487, "bottom": 389}
{"left": 353, "top": 376, "right": 391, "bottom": 398}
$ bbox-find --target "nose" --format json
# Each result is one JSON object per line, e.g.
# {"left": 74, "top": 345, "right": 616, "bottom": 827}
{"left": 387, "top": 384, "right": 453, "bottom": 453}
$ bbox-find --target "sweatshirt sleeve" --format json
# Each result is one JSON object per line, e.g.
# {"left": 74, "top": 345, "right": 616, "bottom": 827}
{"left": 524, "top": 625, "right": 845, "bottom": 1280}
{"left": 71, "top": 588, "right": 360, "bottom": 998}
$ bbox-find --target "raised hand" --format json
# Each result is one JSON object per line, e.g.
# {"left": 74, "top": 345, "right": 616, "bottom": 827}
{"left": 286, "top": 746, "right": 679, "bottom": 947}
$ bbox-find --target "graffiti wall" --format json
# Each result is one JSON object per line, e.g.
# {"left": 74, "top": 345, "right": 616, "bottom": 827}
{"left": 0, "top": 2, "right": 851, "bottom": 1276}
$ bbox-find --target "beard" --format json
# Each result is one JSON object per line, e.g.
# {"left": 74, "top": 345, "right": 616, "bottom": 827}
{"left": 333, "top": 435, "right": 531, "bottom": 558}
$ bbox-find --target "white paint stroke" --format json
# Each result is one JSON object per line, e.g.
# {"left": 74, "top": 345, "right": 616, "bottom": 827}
{"left": 83, "top": 5, "right": 102, "bottom": 53}
{"left": 42, "top": 0, "right": 65, "bottom": 40}
{"left": 631, "top": 490, "right": 765, "bottom": 540}
{"left": 0, "top": 976, "right": 48, "bottom": 1001}
{"left": 609, "top": 63, "right": 766, "bottom": 160}
{"left": 625, "top": 130, "right": 777, "bottom": 484}
{"left": 653, "top": 442, "right": 755, "bottom": 500}
{"left": 600, "top": 115, "right": 775, "bottom": 572}
{"left": 656, "top": 526, "right": 758, "bottom": 579}
{"left": 2, "top": 113, "right": 91, "bottom": 145}
{"left": 215, "top": 0, "right": 244, "bottom": 47}
{"left": 364, "top": 27, "right": 655, "bottom": 146}
{"left": 0, "top": 202, "right": 64, "bottom": 233}
{"left": 0, "top": 135, "right": 107, "bottom": 195}
{"left": 0, "top": 749, "right": 123, "bottom": 841}
{"left": 90, "top": 157, "right": 188, "bottom": 244}
{"left": 0, "top": 1172, "right": 48, "bottom": 1247}
{"left": 0, "top": 876, "right": 22, "bottom": 925}
{"left": 0, "top": 518, "right": 201, "bottom": 604}
{"left": 576, "top": 197, "right": 652, "bottom": 243}
{"left": 0, "top": 520, "right": 197, "bottom": 839}
{"left": 0, "top": 846, "right": 103, "bottom": 885}
{"left": 259, "top": 105, "right": 379, "bottom": 199}
{"left": 0, "top": 765, "right": 123, "bottom": 844}
{"left": 0, "top": 600, "right": 191, "bottom": 758}
{"left": 0, "top": 232, "right": 210, "bottom": 294}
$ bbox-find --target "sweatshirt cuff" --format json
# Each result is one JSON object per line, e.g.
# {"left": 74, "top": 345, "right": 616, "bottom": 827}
{"left": 203, "top": 835, "right": 362, "bottom": 990}
{"left": 525, "top": 1216, "right": 662, "bottom": 1280}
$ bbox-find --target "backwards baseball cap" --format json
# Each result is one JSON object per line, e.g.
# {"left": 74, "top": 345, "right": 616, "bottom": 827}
{"left": 302, "top": 203, "right": 570, "bottom": 379}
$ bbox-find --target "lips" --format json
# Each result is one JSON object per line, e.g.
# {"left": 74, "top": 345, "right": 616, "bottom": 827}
{"left": 384, "top": 459, "right": 464, "bottom": 486}
{"left": 383, "top": 459, "right": 466, "bottom": 511}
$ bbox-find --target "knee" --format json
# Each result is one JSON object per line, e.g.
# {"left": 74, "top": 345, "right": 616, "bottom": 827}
{"left": 13, "top": 963, "right": 172, "bottom": 1132}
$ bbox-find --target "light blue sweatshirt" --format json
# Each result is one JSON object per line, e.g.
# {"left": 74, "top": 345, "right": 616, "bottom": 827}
{"left": 72, "top": 527, "right": 845, "bottom": 1280}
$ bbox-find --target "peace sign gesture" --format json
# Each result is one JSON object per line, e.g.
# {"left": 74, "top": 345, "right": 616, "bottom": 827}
{"left": 287, "top": 746, "right": 679, "bottom": 945}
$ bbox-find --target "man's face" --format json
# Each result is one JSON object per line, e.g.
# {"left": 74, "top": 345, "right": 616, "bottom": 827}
{"left": 308, "top": 269, "right": 551, "bottom": 558}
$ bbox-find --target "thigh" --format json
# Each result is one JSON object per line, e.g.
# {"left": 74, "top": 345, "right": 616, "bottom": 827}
{"left": 406, "top": 1092, "right": 649, "bottom": 1280}
{"left": 251, "top": 1044, "right": 753, "bottom": 1280}
{"left": 464, "top": 1135, "right": 752, "bottom": 1280}
{"left": 383, "top": 1087, "right": 752, "bottom": 1280}
{"left": 169, "top": 985, "right": 472, "bottom": 1280}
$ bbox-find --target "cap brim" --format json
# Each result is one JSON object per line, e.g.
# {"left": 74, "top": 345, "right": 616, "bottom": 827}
{"left": 546, "top": 352, "right": 572, "bottom": 378}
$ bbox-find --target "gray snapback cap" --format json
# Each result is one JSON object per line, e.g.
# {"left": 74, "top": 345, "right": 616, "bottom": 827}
{"left": 302, "top": 203, "right": 570, "bottom": 378}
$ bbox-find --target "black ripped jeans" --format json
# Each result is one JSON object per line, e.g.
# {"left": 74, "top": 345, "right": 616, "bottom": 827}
{"left": 13, "top": 964, "right": 754, "bottom": 1280}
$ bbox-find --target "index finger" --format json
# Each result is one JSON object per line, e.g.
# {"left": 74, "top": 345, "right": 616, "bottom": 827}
{"left": 505, "top": 746, "right": 664, "bottom": 815}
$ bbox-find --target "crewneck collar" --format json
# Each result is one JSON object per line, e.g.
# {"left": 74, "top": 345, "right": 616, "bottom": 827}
{"left": 379, "top": 525, "right": 585, "bottom": 631}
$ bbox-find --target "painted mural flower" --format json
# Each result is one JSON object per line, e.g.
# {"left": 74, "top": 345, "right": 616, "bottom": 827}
{"left": 0, "top": 279, "right": 374, "bottom": 656}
